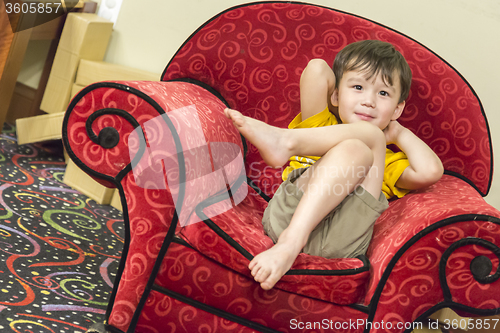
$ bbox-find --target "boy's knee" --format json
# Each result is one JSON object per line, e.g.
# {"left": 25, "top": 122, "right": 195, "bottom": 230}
{"left": 354, "top": 122, "right": 385, "bottom": 148}
{"left": 303, "top": 59, "right": 331, "bottom": 79}
{"left": 335, "top": 139, "right": 374, "bottom": 166}
{"left": 306, "top": 58, "right": 329, "bottom": 70}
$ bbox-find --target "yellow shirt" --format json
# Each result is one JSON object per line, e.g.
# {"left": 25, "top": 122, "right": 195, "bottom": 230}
{"left": 282, "top": 107, "right": 410, "bottom": 199}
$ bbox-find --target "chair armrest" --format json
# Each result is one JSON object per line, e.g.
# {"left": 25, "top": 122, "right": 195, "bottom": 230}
{"left": 63, "top": 81, "right": 167, "bottom": 186}
{"left": 63, "top": 79, "right": 243, "bottom": 185}
{"left": 364, "top": 175, "right": 500, "bottom": 325}
{"left": 63, "top": 79, "right": 243, "bottom": 332}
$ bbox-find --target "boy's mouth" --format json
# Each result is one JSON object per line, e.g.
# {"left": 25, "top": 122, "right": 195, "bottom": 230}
{"left": 355, "top": 112, "right": 374, "bottom": 121}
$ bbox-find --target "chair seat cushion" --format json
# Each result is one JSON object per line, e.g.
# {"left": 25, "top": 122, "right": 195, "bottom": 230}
{"left": 179, "top": 185, "right": 371, "bottom": 305}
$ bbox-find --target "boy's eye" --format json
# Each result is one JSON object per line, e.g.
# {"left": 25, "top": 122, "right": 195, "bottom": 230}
{"left": 354, "top": 85, "right": 362, "bottom": 90}
{"left": 379, "top": 91, "right": 389, "bottom": 97}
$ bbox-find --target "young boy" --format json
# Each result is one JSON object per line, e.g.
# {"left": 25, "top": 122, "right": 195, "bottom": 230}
{"left": 224, "top": 40, "right": 443, "bottom": 290}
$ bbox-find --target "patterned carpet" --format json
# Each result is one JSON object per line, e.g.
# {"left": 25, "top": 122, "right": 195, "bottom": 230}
{"left": 0, "top": 123, "right": 123, "bottom": 333}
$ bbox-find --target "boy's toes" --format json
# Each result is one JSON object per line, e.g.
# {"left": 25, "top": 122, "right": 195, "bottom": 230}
{"left": 224, "top": 108, "right": 245, "bottom": 127}
{"left": 260, "top": 282, "right": 273, "bottom": 290}
{"left": 260, "top": 276, "right": 279, "bottom": 290}
{"left": 254, "top": 267, "right": 271, "bottom": 283}
{"left": 250, "top": 264, "right": 260, "bottom": 277}
{"left": 224, "top": 108, "right": 236, "bottom": 118}
{"left": 266, "top": 271, "right": 283, "bottom": 290}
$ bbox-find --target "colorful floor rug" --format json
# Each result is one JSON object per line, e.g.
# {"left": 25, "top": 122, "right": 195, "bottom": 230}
{"left": 0, "top": 124, "right": 123, "bottom": 333}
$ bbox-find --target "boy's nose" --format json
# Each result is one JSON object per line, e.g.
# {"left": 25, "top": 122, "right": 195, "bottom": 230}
{"left": 361, "top": 95, "right": 375, "bottom": 108}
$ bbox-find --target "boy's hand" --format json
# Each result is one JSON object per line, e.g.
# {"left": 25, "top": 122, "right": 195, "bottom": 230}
{"left": 383, "top": 120, "right": 404, "bottom": 145}
{"left": 388, "top": 120, "right": 444, "bottom": 190}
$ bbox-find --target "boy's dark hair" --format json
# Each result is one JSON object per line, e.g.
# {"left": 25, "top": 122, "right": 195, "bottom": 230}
{"left": 333, "top": 40, "right": 412, "bottom": 103}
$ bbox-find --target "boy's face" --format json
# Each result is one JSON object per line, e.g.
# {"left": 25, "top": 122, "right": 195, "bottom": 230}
{"left": 331, "top": 69, "right": 405, "bottom": 130}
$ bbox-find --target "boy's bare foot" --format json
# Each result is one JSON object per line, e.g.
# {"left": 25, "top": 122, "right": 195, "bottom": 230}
{"left": 224, "top": 108, "right": 291, "bottom": 168}
{"left": 248, "top": 241, "right": 302, "bottom": 290}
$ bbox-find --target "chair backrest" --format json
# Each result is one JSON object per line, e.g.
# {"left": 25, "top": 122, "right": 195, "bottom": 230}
{"left": 163, "top": 1, "right": 492, "bottom": 198}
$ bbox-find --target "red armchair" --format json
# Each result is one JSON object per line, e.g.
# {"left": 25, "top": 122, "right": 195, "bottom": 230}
{"left": 63, "top": 2, "right": 500, "bottom": 332}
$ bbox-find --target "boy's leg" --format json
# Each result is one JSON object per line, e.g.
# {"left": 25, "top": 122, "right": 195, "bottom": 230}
{"left": 300, "top": 59, "right": 337, "bottom": 121}
{"left": 223, "top": 108, "right": 386, "bottom": 289}
{"left": 250, "top": 134, "right": 385, "bottom": 289}
{"left": 250, "top": 137, "right": 385, "bottom": 290}
{"left": 224, "top": 108, "right": 384, "bottom": 173}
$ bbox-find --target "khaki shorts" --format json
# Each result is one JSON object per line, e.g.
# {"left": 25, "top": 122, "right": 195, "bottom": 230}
{"left": 262, "top": 168, "right": 389, "bottom": 259}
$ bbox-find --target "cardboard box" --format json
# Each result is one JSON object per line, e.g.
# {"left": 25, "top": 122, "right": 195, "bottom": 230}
{"left": 76, "top": 60, "right": 159, "bottom": 86}
{"left": 15, "top": 112, "right": 65, "bottom": 145}
{"left": 110, "top": 189, "right": 122, "bottom": 211}
{"left": 413, "top": 312, "right": 500, "bottom": 333}
{"left": 430, "top": 308, "right": 469, "bottom": 331}
{"left": 16, "top": 82, "right": 86, "bottom": 146}
{"left": 49, "top": 49, "right": 81, "bottom": 82}
{"left": 71, "top": 83, "right": 86, "bottom": 100}
{"left": 41, "top": 13, "right": 112, "bottom": 114}
{"left": 57, "top": 13, "right": 113, "bottom": 59}
{"left": 466, "top": 314, "right": 500, "bottom": 333}
{"left": 412, "top": 326, "right": 443, "bottom": 333}
{"left": 63, "top": 159, "right": 114, "bottom": 205}
{"left": 64, "top": 148, "right": 70, "bottom": 164}
{"left": 41, "top": 75, "right": 74, "bottom": 113}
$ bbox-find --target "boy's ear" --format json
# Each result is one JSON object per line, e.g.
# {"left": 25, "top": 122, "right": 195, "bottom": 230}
{"left": 392, "top": 100, "right": 405, "bottom": 120}
{"left": 330, "top": 89, "right": 339, "bottom": 107}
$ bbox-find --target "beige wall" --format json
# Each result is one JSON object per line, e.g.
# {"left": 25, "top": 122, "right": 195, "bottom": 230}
{"left": 19, "top": 0, "right": 500, "bottom": 208}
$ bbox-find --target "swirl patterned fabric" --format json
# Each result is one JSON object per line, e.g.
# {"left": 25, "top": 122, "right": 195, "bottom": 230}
{"left": 179, "top": 184, "right": 371, "bottom": 305}
{"left": 62, "top": 2, "right": 500, "bottom": 333}
{"left": 66, "top": 81, "right": 246, "bottom": 332}
{"left": 65, "top": 80, "right": 372, "bottom": 332}
{"left": 163, "top": 2, "right": 491, "bottom": 197}
{"left": 365, "top": 174, "right": 500, "bottom": 325}
{"left": 140, "top": 242, "right": 369, "bottom": 332}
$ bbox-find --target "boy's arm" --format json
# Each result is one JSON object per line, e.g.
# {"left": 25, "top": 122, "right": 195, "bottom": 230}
{"left": 300, "top": 59, "right": 338, "bottom": 121}
{"left": 384, "top": 120, "right": 444, "bottom": 190}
